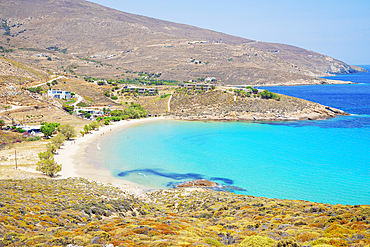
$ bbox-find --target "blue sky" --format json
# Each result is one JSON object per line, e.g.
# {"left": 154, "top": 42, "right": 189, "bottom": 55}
{"left": 87, "top": 0, "right": 370, "bottom": 65}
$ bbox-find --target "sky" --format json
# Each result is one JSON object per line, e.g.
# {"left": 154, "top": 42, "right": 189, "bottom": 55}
{"left": 87, "top": 0, "right": 370, "bottom": 65}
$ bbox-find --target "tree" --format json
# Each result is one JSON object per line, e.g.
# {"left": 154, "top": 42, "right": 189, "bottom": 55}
{"left": 40, "top": 123, "right": 59, "bottom": 138}
{"left": 58, "top": 124, "right": 76, "bottom": 140}
{"left": 83, "top": 124, "right": 90, "bottom": 134}
{"left": 89, "top": 121, "right": 99, "bottom": 130}
{"left": 51, "top": 133, "right": 65, "bottom": 149}
{"left": 46, "top": 143, "right": 56, "bottom": 154}
{"left": 80, "top": 130, "right": 85, "bottom": 137}
{"left": 35, "top": 86, "right": 42, "bottom": 94}
{"left": 36, "top": 151, "right": 61, "bottom": 177}
{"left": 0, "top": 120, "right": 5, "bottom": 130}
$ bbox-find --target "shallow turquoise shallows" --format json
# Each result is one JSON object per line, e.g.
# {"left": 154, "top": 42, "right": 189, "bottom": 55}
{"left": 96, "top": 119, "right": 370, "bottom": 205}
{"left": 90, "top": 65, "right": 370, "bottom": 206}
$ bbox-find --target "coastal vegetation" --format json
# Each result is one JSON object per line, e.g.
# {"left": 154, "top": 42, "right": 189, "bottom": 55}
{"left": 0, "top": 3, "right": 366, "bottom": 246}
{"left": 0, "top": 178, "right": 369, "bottom": 246}
{"left": 108, "top": 103, "right": 147, "bottom": 119}
{"left": 40, "top": 123, "right": 60, "bottom": 138}
{"left": 35, "top": 151, "right": 61, "bottom": 177}
{"left": 259, "top": 90, "right": 281, "bottom": 101}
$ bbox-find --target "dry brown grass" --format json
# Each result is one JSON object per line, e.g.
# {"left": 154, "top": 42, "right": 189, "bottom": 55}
{"left": 0, "top": 138, "right": 48, "bottom": 179}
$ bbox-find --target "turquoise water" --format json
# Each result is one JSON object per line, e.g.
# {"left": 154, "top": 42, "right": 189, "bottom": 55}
{"left": 93, "top": 66, "right": 370, "bottom": 205}
{"left": 98, "top": 120, "right": 370, "bottom": 205}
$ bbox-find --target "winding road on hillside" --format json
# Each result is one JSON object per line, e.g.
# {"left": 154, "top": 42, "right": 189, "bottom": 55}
{"left": 33, "top": 76, "right": 68, "bottom": 88}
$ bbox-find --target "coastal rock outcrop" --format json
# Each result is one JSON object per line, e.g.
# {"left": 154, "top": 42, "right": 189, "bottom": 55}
{"left": 169, "top": 89, "right": 349, "bottom": 122}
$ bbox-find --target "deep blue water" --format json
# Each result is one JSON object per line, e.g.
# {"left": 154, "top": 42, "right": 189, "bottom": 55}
{"left": 262, "top": 65, "right": 370, "bottom": 129}
{"left": 93, "top": 66, "right": 370, "bottom": 205}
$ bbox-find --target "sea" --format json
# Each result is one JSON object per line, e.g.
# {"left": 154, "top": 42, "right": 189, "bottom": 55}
{"left": 89, "top": 65, "right": 370, "bottom": 205}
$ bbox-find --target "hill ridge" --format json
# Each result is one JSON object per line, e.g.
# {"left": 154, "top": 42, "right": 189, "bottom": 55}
{"left": 0, "top": 0, "right": 365, "bottom": 86}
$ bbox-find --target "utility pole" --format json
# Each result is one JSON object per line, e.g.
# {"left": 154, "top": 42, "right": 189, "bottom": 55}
{"left": 15, "top": 148, "right": 17, "bottom": 169}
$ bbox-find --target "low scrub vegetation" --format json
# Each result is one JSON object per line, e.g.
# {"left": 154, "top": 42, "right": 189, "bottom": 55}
{"left": 0, "top": 179, "right": 369, "bottom": 246}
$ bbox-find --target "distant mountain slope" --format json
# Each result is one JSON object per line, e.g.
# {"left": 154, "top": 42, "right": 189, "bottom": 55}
{"left": 0, "top": 56, "right": 49, "bottom": 86}
{"left": 0, "top": 0, "right": 364, "bottom": 85}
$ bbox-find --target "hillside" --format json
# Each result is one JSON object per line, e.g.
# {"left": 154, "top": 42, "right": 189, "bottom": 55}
{"left": 0, "top": 0, "right": 365, "bottom": 86}
{"left": 0, "top": 178, "right": 369, "bottom": 246}
{"left": 170, "top": 88, "right": 348, "bottom": 121}
{"left": 0, "top": 56, "right": 49, "bottom": 86}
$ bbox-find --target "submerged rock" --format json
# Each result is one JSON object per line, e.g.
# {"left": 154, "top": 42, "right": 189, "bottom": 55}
{"left": 177, "top": 179, "right": 217, "bottom": 188}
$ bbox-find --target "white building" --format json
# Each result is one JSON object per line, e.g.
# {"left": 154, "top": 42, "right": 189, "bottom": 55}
{"left": 47, "top": 89, "right": 73, "bottom": 100}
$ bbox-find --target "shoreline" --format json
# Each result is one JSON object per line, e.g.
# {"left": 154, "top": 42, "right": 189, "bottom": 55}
{"left": 54, "top": 117, "right": 168, "bottom": 197}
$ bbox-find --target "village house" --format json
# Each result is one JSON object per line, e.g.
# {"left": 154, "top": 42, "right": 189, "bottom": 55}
{"left": 47, "top": 89, "right": 73, "bottom": 100}
{"left": 123, "top": 85, "right": 157, "bottom": 95}
{"left": 178, "top": 83, "right": 214, "bottom": 91}
{"left": 73, "top": 107, "right": 105, "bottom": 118}
{"left": 205, "top": 77, "right": 216, "bottom": 82}
{"left": 18, "top": 125, "right": 42, "bottom": 134}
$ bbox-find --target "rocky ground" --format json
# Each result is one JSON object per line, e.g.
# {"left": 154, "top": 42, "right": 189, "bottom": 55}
{"left": 0, "top": 178, "right": 369, "bottom": 246}
{"left": 169, "top": 89, "right": 348, "bottom": 121}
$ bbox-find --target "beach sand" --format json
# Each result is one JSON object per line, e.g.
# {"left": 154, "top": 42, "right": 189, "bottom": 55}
{"left": 54, "top": 117, "right": 167, "bottom": 197}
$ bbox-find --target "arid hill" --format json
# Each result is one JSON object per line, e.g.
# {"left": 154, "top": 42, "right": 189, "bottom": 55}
{"left": 169, "top": 88, "right": 348, "bottom": 121}
{"left": 0, "top": 56, "right": 48, "bottom": 86}
{"left": 0, "top": 0, "right": 365, "bottom": 86}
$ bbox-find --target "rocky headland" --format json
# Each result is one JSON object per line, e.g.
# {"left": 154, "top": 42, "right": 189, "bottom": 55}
{"left": 169, "top": 89, "right": 349, "bottom": 122}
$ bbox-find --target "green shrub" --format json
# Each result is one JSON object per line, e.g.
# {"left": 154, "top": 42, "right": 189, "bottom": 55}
{"left": 258, "top": 90, "right": 281, "bottom": 100}
{"left": 27, "top": 136, "right": 41, "bottom": 141}
{"left": 206, "top": 238, "right": 222, "bottom": 247}
{"left": 239, "top": 235, "right": 276, "bottom": 247}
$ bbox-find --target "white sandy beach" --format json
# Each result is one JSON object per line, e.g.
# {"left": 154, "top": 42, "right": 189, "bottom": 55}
{"left": 54, "top": 117, "right": 167, "bottom": 197}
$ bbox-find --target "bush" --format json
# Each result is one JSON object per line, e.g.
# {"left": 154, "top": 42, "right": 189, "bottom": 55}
{"left": 160, "top": 94, "right": 171, "bottom": 99}
{"left": 259, "top": 90, "right": 281, "bottom": 100}
{"left": 16, "top": 128, "right": 25, "bottom": 133}
{"left": 239, "top": 235, "right": 276, "bottom": 247}
{"left": 23, "top": 132, "right": 30, "bottom": 137}
{"left": 62, "top": 104, "right": 74, "bottom": 112}
{"left": 27, "top": 136, "right": 41, "bottom": 141}
{"left": 111, "top": 96, "right": 118, "bottom": 100}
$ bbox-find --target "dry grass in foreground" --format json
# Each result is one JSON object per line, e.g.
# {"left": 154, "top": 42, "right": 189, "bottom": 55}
{"left": 0, "top": 178, "right": 369, "bottom": 246}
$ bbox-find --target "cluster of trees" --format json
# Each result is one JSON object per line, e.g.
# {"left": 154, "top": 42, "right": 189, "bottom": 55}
{"left": 46, "top": 80, "right": 58, "bottom": 87}
{"left": 36, "top": 123, "right": 76, "bottom": 177}
{"left": 258, "top": 90, "right": 281, "bottom": 101}
{"left": 233, "top": 89, "right": 250, "bottom": 97}
{"left": 111, "top": 103, "right": 147, "bottom": 119}
{"left": 27, "top": 86, "right": 43, "bottom": 94}
{"left": 80, "top": 121, "right": 100, "bottom": 136}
